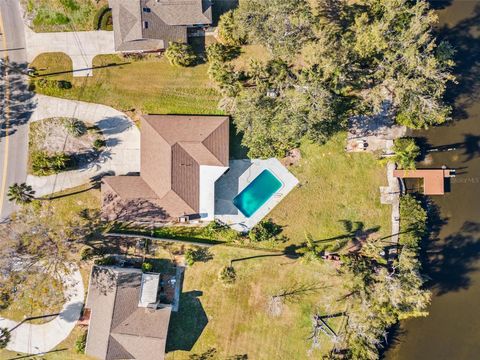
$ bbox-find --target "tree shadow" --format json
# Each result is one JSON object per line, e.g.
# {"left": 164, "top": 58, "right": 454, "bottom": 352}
{"left": 166, "top": 290, "right": 208, "bottom": 352}
{"left": 425, "top": 221, "right": 480, "bottom": 295}
{"left": 0, "top": 61, "right": 36, "bottom": 138}
{"left": 434, "top": 3, "right": 480, "bottom": 121}
{"left": 427, "top": 0, "right": 454, "bottom": 10}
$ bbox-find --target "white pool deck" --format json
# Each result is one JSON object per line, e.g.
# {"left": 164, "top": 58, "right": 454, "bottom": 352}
{"left": 215, "top": 158, "right": 299, "bottom": 231}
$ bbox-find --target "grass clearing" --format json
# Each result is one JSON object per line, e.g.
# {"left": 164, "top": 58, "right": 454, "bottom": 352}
{"left": 162, "top": 245, "right": 346, "bottom": 359}
{"left": 269, "top": 133, "right": 391, "bottom": 246}
{"left": 30, "top": 53, "right": 222, "bottom": 116}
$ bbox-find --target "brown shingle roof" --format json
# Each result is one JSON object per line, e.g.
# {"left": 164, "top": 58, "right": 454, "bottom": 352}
{"left": 102, "top": 115, "right": 229, "bottom": 221}
{"left": 109, "top": 0, "right": 211, "bottom": 52}
{"left": 85, "top": 266, "right": 171, "bottom": 360}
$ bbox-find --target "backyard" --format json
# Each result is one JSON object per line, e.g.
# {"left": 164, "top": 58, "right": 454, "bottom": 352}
{"left": 30, "top": 53, "right": 222, "bottom": 116}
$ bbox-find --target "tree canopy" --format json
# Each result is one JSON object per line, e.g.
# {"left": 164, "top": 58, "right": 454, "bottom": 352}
{"left": 211, "top": 0, "right": 454, "bottom": 158}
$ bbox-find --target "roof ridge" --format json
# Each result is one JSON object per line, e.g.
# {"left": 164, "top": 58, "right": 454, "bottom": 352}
{"left": 105, "top": 269, "right": 121, "bottom": 359}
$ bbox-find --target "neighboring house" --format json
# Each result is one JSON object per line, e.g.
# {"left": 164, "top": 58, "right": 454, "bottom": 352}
{"left": 108, "top": 0, "right": 213, "bottom": 52}
{"left": 102, "top": 115, "right": 229, "bottom": 223}
{"left": 85, "top": 265, "right": 180, "bottom": 360}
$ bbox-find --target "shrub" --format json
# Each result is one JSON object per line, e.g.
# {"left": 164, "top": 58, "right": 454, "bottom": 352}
{"left": 31, "top": 151, "right": 70, "bottom": 176}
{"left": 93, "top": 138, "right": 106, "bottom": 150}
{"left": 184, "top": 247, "right": 212, "bottom": 266}
{"left": 80, "top": 246, "right": 94, "bottom": 261}
{"left": 100, "top": 9, "right": 113, "bottom": 31}
{"left": 218, "top": 10, "right": 246, "bottom": 46}
{"left": 248, "top": 219, "right": 283, "bottom": 242}
{"left": 204, "top": 220, "right": 240, "bottom": 242}
{"left": 142, "top": 261, "right": 153, "bottom": 272}
{"left": 165, "top": 42, "right": 197, "bottom": 67}
{"left": 35, "top": 79, "right": 72, "bottom": 91}
{"left": 74, "top": 330, "right": 87, "bottom": 354}
{"left": 218, "top": 265, "right": 236, "bottom": 285}
{"left": 206, "top": 43, "right": 240, "bottom": 63}
{"left": 64, "top": 118, "right": 87, "bottom": 137}
{"left": 57, "top": 80, "right": 72, "bottom": 89}
{"left": 93, "top": 5, "right": 110, "bottom": 30}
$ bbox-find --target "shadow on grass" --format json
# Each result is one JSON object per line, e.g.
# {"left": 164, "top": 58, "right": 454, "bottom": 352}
{"left": 6, "top": 348, "right": 68, "bottom": 359}
{"left": 166, "top": 290, "right": 208, "bottom": 352}
{"left": 33, "top": 61, "right": 131, "bottom": 77}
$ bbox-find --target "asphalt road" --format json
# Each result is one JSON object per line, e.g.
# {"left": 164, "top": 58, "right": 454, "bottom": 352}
{"left": 0, "top": 0, "right": 30, "bottom": 221}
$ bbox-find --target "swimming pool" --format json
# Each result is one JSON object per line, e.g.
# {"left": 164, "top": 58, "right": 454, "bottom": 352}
{"left": 233, "top": 170, "right": 282, "bottom": 218}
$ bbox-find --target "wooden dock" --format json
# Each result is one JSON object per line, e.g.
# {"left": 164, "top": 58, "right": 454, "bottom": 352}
{"left": 393, "top": 168, "right": 455, "bottom": 195}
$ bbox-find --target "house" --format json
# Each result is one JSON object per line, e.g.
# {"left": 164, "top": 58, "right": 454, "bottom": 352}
{"left": 108, "top": 0, "right": 213, "bottom": 52}
{"left": 85, "top": 265, "right": 180, "bottom": 360}
{"left": 102, "top": 115, "right": 229, "bottom": 223}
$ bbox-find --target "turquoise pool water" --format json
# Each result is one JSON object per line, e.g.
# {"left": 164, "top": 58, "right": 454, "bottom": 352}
{"left": 233, "top": 170, "right": 282, "bottom": 218}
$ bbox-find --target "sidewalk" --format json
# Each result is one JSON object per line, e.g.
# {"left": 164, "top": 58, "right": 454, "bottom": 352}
{"left": 26, "top": 95, "right": 140, "bottom": 197}
{"left": 0, "top": 266, "right": 84, "bottom": 354}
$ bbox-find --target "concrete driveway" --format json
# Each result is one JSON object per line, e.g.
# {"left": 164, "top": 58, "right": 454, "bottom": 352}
{"left": 0, "top": 266, "right": 84, "bottom": 354}
{"left": 26, "top": 95, "right": 140, "bottom": 197}
{"left": 24, "top": 26, "right": 115, "bottom": 76}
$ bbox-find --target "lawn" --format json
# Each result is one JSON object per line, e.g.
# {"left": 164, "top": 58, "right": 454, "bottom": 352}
{"left": 269, "top": 133, "right": 391, "bottom": 247}
{"left": 161, "top": 245, "right": 347, "bottom": 360}
{"left": 22, "top": 0, "right": 107, "bottom": 32}
{"left": 30, "top": 53, "right": 222, "bottom": 116}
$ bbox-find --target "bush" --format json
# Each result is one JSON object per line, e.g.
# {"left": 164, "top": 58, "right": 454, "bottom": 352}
{"left": 184, "top": 247, "right": 212, "bottom": 266}
{"left": 204, "top": 220, "right": 240, "bottom": 242}
{"left": 36, "top": 78, "right": 72, "bottom": 91}
{"left": 142, "top": 261, "right": 153, "bottom": 272}
{"left": 93, "top": 138, "right": 106, "bottom": 150}
{"left": 218, "top": 265, "right": 236, "bottom": 285}
{"left": 80, "top": 246, "right": 94, "bottom": 261}
{"left": 57, "top": 80, "right": 72, "bottom": 89}
{"left": 165, "top": 42, "right": 197, "bottom": 67}
{"left": 248, "top": 219, "right": 283, "bottom": 242}
{"left": 218, "top": 10, "right": 246, "bottom": 46}
{"left": 63, "top": 118, "right": 87, "bottom": 137}
{"left": 93, "top": 5, "right": 110, "bottom": 30}
{"left": 99, "top": 9, "right": 113, "bottom": 31}
{"left": 31, "top": 151, "right": 70, "bottom": 176}
{"left": 206, "top": 43, "right": 240, "bottom": 63}
{"left": 74, "top": 330, "right": 87, "bottom": 354}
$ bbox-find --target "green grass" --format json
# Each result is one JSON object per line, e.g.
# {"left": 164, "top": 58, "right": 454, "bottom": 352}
{"left": 23, "top": 0, "right": 107, "bottom": 32}
{"left": 161, "top": 245, "right": 346, "bottom": 359}
{"left": 269, "top": 133, "right": 391, "bottom": 246}
{"left": 30, "top": 53, "right": 222, "bottom": 115}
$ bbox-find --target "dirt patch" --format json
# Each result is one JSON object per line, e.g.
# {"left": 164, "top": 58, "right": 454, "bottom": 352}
{"left": 30, "top": 117, "right": 100, "bottom": 154}
{"left": 29, "top": 117, "right": 105, "bottom": 173}
{"left": 281, "top": 148, "right": 302, "bottom": 167}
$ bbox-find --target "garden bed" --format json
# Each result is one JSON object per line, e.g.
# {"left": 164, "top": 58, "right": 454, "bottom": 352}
{"left": 28, "top": 117, "right": 105, "bottom": 176}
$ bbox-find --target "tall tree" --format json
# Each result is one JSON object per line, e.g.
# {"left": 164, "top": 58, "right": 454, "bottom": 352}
{"left": 236, "top": 0, "right": 315, "bottom": 56}
{"left": 350, "top": 0, "right": 455, "bottom": 128}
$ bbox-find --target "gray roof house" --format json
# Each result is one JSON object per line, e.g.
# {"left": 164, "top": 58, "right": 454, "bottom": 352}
{"left": 108, "top": 0, "right": 213, "bottom": 52}
{"left": 85, "top": 266, "right": 180, "bottom": 360}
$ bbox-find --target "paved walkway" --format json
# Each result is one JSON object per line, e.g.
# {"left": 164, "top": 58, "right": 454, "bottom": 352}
{"left": 0, "top": 266, "right": 84, "bottom": 354}
{"left": 24, "top": 26, "right": 115, "bottom": 76}
{"left": 26, "top": 95, "right": 140, "bottom": 197}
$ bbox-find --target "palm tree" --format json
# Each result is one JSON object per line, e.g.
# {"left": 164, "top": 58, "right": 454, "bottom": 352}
{"left": 0, "top": 327, "right": 10, "bottom": 349}
{"left": 382, "top": 137, "right": 420, "bottom": 170}
{"left": 7, "top": 182, "right": 36, "bottom": 205}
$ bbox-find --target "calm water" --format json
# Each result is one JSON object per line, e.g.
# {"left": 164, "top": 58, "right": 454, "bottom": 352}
{"left": 386, "top": 1, "right": 480, "bottom": 359}
{"left": 233, "top": 170, "right": 282, "bottom": 217}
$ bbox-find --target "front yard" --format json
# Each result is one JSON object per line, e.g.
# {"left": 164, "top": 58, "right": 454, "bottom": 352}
{"left": 22, "top": 0, "right": 108, "bottom": 32}
{"left": 30, "top": 53, "right": 222, "bottom": 116}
